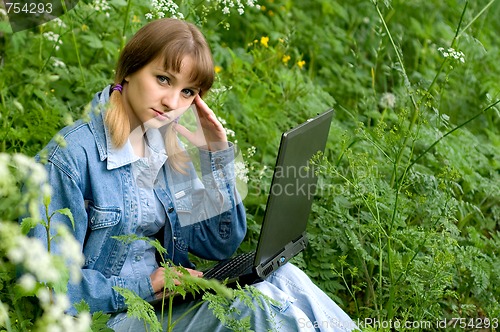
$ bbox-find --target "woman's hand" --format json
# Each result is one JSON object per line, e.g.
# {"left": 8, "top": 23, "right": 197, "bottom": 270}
{"left": 150, "top": 266, "right": 204, "bottom": 297}
{"left": 174, "top": 95, "right": 229, "bottom": 151}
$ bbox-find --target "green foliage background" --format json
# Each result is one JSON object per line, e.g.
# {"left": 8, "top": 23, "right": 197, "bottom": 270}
{"left": 1, "top": 0, "right": 500, "bottom": 329}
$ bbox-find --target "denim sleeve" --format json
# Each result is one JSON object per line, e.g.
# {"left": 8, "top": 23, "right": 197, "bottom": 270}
{"left": 31, "top": 161, "right": 155, "bottom": 315}
{"left": 183, "top": 144, "right": 247, "bottom": 261}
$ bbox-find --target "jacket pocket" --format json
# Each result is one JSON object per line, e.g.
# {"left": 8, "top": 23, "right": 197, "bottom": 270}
{"left": 173, "top": 186, "right": 193, "bottom": 212}
{"left": 88, "top": 205, "right": 121, "bottom": 230}
{"left": 84, "top": 205, "right": 121, "bottom": 268}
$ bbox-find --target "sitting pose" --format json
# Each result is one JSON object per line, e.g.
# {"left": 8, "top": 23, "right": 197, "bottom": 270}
{"left": 32, "top": 18, "right": 357, "bottom": 331}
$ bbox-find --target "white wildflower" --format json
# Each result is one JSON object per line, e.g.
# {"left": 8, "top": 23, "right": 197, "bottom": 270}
{"left": 438, "top": 46, "right": 465, "bottom": 63}
{"left": 52, "top": 58, "right": 67, "bottom": 69}
{"left": 41, "top": 183, "right": 53, "bottom": 203}
{"left": 18, "top": 273, "right": 37, "bottom": 292}
{"left": 7, "top": 246, "right": 24, "bottom": 263}
{"left": 43, "top": 31, "right": 63, "bottom": 51}
{"left": 45, "top": 323, "right": 63, "bottom": 332}
{"left": 225, "top": 128, "right": 235, "bottom": 137}
{"left": 56, "top": 225, "right": 85, "bottom": 283}
{"left": 7, "top": 235, "right": 61, "bottom": 284}
{"left": 379, "top": 92, "right": 396, "bottom": 109}
{"left": 146, "top": 0, "right": 184, "bottom": 20}
{"left": 0, "top": 154, "right": 9, "bottom": 180}
{"left": 74, "top": 312, "right": 92, "bottom": 332}
{"left": 215, "top": 0, "right": 259, "bottom": 16}
{"left": 0, "top": 302, "right": 9, "bottom": 328}
{"left": 217, "top": 117, "right": 227, "bottom": 125}
{"left": 52, "top": 18, "right": 67, "bottom": 29}
{"left": 246, "top": 146, "right": 256, "bottom": 158}
{"left": 92, "top": 0, "right": 111, "bottom": 16}
{"left": 235, "top": 161, "right": 249, "bottom": 183}
{"left": 37, "top": 287, "right": 51, "bottom": 304}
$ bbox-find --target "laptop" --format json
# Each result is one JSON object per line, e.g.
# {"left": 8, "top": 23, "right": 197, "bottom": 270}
{"left": 202, "top": 109, "right": 334, "bottom": 285}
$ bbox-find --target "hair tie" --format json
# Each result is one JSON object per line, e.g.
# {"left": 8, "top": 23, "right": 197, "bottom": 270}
{"left": 112, "top": 84, "right": 123, "bottom": 93}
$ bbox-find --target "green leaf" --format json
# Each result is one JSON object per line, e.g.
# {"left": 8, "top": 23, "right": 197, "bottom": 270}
{"left": 20, "top": 217, "right": 39, "bottom": 235}
{"left": 55, "top": 208, "right": 75, "bottom": 230}
{"left": 80, "top": 34, "right": 104, "bottom": 49}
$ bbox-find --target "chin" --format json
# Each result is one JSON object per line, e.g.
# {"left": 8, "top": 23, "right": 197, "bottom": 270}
{"left": 143, "top": 117, "right": 173, "bottom": 129}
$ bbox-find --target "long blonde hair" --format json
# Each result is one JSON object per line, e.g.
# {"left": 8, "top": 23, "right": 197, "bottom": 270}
{"left": 105, "top": 18, "right": 215, "bottom": 172}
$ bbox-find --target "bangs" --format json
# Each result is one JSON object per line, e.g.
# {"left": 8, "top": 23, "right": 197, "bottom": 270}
{"left": 161, "top": 41, "right": 215, "bottom": 94}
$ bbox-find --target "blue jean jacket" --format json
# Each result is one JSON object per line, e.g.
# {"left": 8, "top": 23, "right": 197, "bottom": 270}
{"left": 32, "top": 85, "right": 246, "bottom": 315}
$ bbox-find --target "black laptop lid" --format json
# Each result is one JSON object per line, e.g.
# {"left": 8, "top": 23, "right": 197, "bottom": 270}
{"left": 253, "top": 109, "right": 334, "bottom": 271}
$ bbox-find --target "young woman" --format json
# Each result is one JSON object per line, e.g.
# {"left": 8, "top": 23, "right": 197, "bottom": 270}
{"left": 33, "top": 18, "right": 357, "bottom": 331}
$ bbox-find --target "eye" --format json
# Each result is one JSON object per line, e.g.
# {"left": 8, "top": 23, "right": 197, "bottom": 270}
{"left": 157, "top": 75, "right": 170, "bottom": 85}
{"left": 181, "top": 88, "right": 196, "bottom": 98}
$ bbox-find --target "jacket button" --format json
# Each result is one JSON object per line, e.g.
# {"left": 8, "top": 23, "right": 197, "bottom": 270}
{"left": 167, "top": 207, "right": 174, "bottom": 213}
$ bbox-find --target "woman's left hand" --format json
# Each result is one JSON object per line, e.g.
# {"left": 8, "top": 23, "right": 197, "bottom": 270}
{"left": 173, "top": 95, "right": 229, "bottom": 151}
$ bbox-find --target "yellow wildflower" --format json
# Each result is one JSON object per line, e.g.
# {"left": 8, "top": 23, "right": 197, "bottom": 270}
{"left": 260, "top": 36, "right": 269, "bottom": 48}
{"left": 81, "top": 24, "right": 89, "bottom": 32}
{"left": 214, "top": 66, "right": 223, "bottom": 74}
{"left": 132, "top": 15, "right": 141, "bottom": 23}
{"left": 297, "top": 60, "right": 306, "bottom": 69}
{"left": 282, "top": 55, "right": 291, "bottom": 64}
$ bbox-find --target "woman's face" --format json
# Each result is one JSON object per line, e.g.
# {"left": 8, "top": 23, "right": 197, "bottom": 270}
{"left": 122, "top": 56, "right": 200, "bottom": 130}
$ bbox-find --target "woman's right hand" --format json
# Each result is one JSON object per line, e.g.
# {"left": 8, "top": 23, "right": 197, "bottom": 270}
{"left": 150, "top": 267, "right": 204, "bottom": 295}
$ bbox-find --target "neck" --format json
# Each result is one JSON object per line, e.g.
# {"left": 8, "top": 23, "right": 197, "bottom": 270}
{"left": 129, "top": 125, "right": 147, "bottom": 157}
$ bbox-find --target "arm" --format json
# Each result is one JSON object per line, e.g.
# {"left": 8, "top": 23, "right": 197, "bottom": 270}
{"left": 32, "top": 157, "right": 155, "bottom": 315}
{"left": 171, "top": 95, "right": 247, "bottom": 260}
{"left": 189, "top": 145, "right": 247, "bottom": 260}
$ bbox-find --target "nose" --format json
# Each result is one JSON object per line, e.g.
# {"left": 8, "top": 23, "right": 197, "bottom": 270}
{"left": 161, "top": 89, "right": 180, "bottom": 111}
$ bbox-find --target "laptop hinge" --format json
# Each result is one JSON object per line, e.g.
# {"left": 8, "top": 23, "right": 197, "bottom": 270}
{"left": 255, "top": 232, "right": 308, "bottom": 279}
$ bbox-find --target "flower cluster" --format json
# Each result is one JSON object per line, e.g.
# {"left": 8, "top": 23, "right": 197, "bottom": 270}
{"left": 7, "top": 234, "right": 62, "bottom": 284}
{"left": 379, "top": 92, "right": 396, "bottom": 109}
{"left": 42, "top": 31, "right": 63, "bottom": 51}
{"left": 218, "top": 0, "right": 260, "bottom": 15}
{"left": 235, "top": 160, "right": 249, "bottom": 183}
{"left": 145, "top": 0, "right": 260, "bottom": 20}
{"left": 146, "top": 0, "right": 184, "bottom": 20}
{"left": 217, "top": 116, "right": 236, "bottom": 138}
{"left": 1, "top": 153, "right": 49, "bottom": 219}
{"left": 91, "top": 0, "right": 111, "bottom": 17}
{"left": 438, "top": 47, "right": 465, "bottom": 63}
{"left": 1, "top": 221, "right": 90, "bottom": 332}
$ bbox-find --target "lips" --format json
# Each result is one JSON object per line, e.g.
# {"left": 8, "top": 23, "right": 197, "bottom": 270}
{"left": 153, "top": 109, "right": 168, "bottom": 120}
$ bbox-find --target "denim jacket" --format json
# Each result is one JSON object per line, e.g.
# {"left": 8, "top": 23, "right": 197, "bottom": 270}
{"left": 32, "top": 85, "right": 246, "bottom": 315}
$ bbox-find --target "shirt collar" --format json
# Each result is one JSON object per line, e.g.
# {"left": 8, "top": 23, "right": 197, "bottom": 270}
{"left": 88, "top": 85, "right": 168, "bottom": 170}
{"left": 106, "top": 128, "right": 167, "bottom": 170}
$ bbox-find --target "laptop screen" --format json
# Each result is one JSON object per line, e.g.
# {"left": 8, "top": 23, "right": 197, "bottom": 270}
{"left": 254, "top": 109, "right": 334, "bottom": 268}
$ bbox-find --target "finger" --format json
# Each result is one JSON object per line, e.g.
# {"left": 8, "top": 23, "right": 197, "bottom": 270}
{"left": 194, "top": 96, "right": 219, "bottom": 125}
{"left": 173, "top": 123, "right": 207, "bottom": 147}
{"left": 172, "top": 123, "right": 193, "bottom": 140}
{"left": 186, "top": 268, "right": 204, "bottom": 278}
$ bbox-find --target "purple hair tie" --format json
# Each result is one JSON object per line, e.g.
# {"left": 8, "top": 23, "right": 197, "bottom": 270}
{"left": 112, "top": 84, "right": 123, "bottom": 93}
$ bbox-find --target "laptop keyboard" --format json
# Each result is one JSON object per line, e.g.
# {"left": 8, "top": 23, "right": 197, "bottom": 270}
{"left": 203, "top": 251, "right": 256, "bottom": 281}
